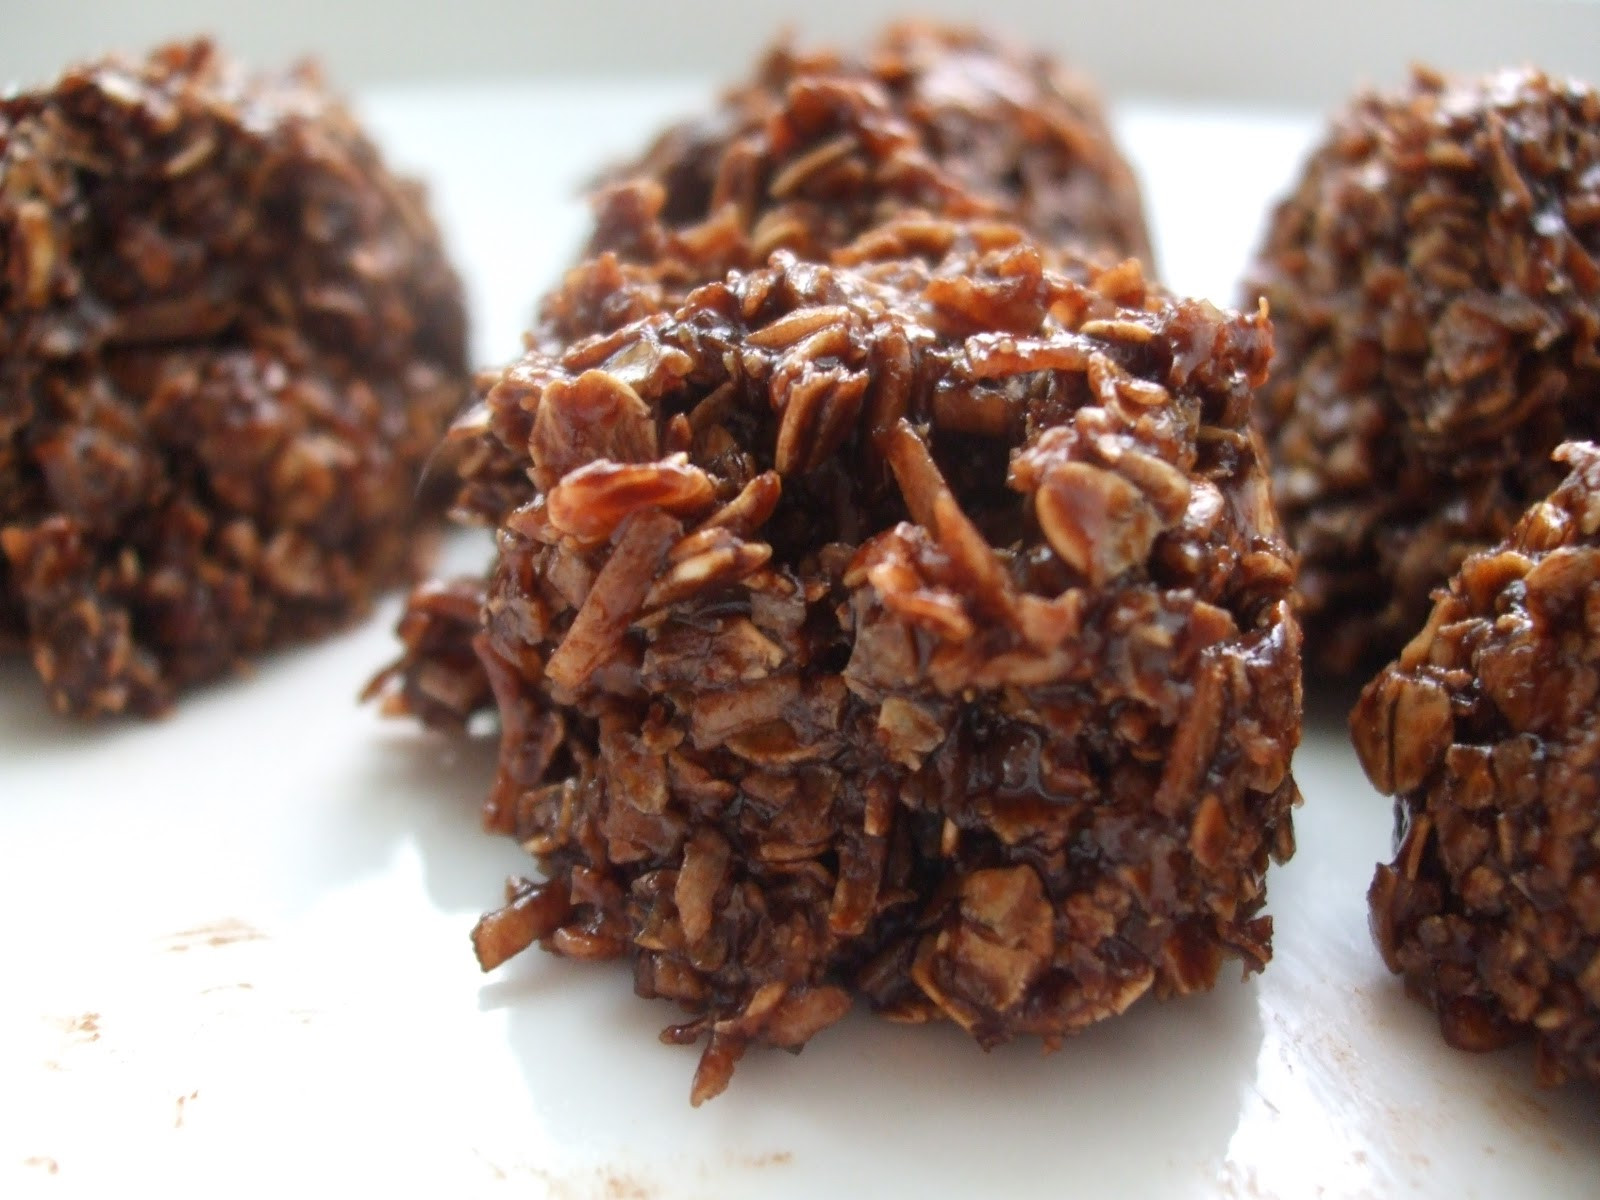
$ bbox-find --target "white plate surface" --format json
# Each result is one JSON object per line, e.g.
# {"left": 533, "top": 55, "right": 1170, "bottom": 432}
{"left": 3, "top": 83, "right": 1598, "bottom": 1199}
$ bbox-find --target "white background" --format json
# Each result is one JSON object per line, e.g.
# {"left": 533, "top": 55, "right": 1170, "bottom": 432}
{"left": 6, "top": 0, "right": 1600, "bottom": 105}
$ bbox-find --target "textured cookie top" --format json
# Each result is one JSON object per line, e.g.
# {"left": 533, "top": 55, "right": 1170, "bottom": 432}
{"left": 460, "top": 218, "right": 1287, "bottom": 646}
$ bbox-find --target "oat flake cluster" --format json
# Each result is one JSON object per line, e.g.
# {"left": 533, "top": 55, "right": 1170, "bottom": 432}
{"left": 0, "top": 39, "right": 467, "bottom": 716}
{"left": 1248, "top": 66, "right": 1600, "bottom": 678}
{"left": 1356, "top": 441, "right": 1600, "bottom": 1087}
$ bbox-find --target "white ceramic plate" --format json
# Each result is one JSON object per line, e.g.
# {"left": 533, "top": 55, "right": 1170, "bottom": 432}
{"left": 3, "top": 84, "right": 1598, "bottom": 1199}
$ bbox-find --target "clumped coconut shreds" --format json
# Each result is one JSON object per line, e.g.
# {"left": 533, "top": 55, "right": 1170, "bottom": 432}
{"left": 374, "top": 218, "right": 1303, "bottom": 1104}
{"left": 1356, "top": 441, "right": 1600, "bottom": 1089}
{"left": 1245, "top": 66, "right": 1600, "bottom": 678}
{"left": 582, "top": 20, "right": 1154, "bottom": 301}
{"left": 0, "top": 40, "right": 468, "bottom": 716}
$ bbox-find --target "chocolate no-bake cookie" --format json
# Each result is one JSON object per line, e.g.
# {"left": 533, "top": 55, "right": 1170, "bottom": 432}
{"left": 0, "top": 40, "right": 467, "bottom": 716}
{"left": 1246, "top": 67, "right": 1600, "bottom": 677}
{"left": 374, "top": 219, "right": 1302, "bottom": 1103}
{"left": 1356, "top": 440, "right": 1600, "bottom": 1088}
{"left": 583, "top": 21, "right": 1153, "bottom": 302}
